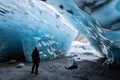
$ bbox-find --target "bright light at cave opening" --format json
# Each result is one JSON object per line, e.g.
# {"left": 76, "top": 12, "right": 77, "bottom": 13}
{"left": 66, "top": 32, "right": 102, "bottom": 62}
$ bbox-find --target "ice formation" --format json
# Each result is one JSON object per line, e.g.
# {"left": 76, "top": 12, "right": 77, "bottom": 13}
{"left": 67, "top": 41, "right": 99, "bottom": 62}
{"left": 45, "top": 0, "right": 120, "bottom": 65}
{"left": 0, "top": 0, "right": 120, "bottom": 65}
{"left": 0, "top": 0, "right": 77, "bottom": 61}
{"left": 73, "top": 0, "right": 120, "bottom": 65}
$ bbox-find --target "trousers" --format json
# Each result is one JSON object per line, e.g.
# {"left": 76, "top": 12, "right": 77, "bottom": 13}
{"left": 31, "top": 62, "right": 39, "bottom": 74}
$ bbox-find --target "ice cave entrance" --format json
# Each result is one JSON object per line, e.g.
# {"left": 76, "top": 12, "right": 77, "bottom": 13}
{"left": 67, "top": 32, "right": 100, "bottom": 62}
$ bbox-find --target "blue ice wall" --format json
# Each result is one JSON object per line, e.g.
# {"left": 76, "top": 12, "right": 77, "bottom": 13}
{"left": 0, "top": 0, "right": 120, "bottom": 65}
{"left": 0, "top": 0, "right": 77, "bottom": 61}
{"left": 45, "top": 0, "right": 120, "bottom": 65}
{"left": 0, "top": 27, "right": 24, "bottom": 60}
{"left": 44, "top": 0, "right": 105, "bottom": 57}
{"left": 91, "top": 0, "right": 120, "bottom": 65}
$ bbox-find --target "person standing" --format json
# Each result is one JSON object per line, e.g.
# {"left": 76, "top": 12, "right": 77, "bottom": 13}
{"left": 31, "top": 46, "right": 40, "bottom": 75}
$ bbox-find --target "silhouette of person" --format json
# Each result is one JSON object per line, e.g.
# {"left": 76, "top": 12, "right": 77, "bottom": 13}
{"left": 31, "top": 46, "right": 40, "bottom": 75}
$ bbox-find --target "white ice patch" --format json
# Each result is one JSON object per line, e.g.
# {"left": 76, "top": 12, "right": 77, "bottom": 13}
{"left": 66, "top": 41, "right": 99, "bottom": 62}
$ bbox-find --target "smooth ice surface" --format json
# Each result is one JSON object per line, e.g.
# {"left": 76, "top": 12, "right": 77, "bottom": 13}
{"left": 92, "top": 0, "right": 120, "bottom": 27}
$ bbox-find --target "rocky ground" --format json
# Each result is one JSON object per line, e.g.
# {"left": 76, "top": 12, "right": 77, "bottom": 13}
{"left": 0, "top": 57, "right": 120, "bottom": 80}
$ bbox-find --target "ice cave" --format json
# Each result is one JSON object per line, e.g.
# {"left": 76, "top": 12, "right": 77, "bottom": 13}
{"left": 0, "top": 0, "right": 120, "bottom": 66}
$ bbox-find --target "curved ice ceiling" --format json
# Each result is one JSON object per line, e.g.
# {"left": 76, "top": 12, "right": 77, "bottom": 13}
{"left": 0, "top": 0, "right": 120, "bottom": 65}
{"left": 0, "top": 0, "right": 77, "bottom": 61}
{"left": 73, "top": 0, "right": 120, "bottom": 65}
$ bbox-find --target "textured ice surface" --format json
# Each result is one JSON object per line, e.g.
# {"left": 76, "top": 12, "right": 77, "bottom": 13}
{"left": 0, "top": 0, "right": 120, "bottom": 65}
{"left": 89, "top": 0, "right": 120, "bottom": 65}
{"left": 74, "top": 0, "right": 112, "bottom": 14}
{"left": 0, "top": 0, "right": 77, "bottom": 61}
{"left": 45, "top": 0, "right": 107, "bottom": 57}
{"left": 36, "top": 0, "right": 120, "bottom": 65}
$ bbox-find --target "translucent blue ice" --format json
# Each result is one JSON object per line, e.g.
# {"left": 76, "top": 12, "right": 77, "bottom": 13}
{"left": 40, "top": 0, "right": 120, "bottom": 65}
{"left": 0, "top": 0, "right": 77, "bottom": 61}
{"left": 0, "top": 0, "right": 120, "bottom": 66}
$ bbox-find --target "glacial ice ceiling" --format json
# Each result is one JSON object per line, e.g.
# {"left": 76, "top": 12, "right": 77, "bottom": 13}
{"left": 0, "top": 0, "right": 120, "bottom": 65}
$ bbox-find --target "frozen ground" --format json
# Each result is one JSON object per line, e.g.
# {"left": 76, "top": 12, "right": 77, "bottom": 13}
{"left": 0, "top": 57, "right": 120, "bottom": 80}
{"left": 0, "top": 41, "right": 120, "bottom": 80}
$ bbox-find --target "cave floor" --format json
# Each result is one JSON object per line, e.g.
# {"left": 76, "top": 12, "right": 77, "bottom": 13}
{"left": 0, "top": 57, "right": 120, "bottom": 80}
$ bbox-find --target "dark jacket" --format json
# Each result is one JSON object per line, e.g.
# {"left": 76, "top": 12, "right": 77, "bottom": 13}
{"left": 32, "top": 47, "right": 40, "bottom": 63}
